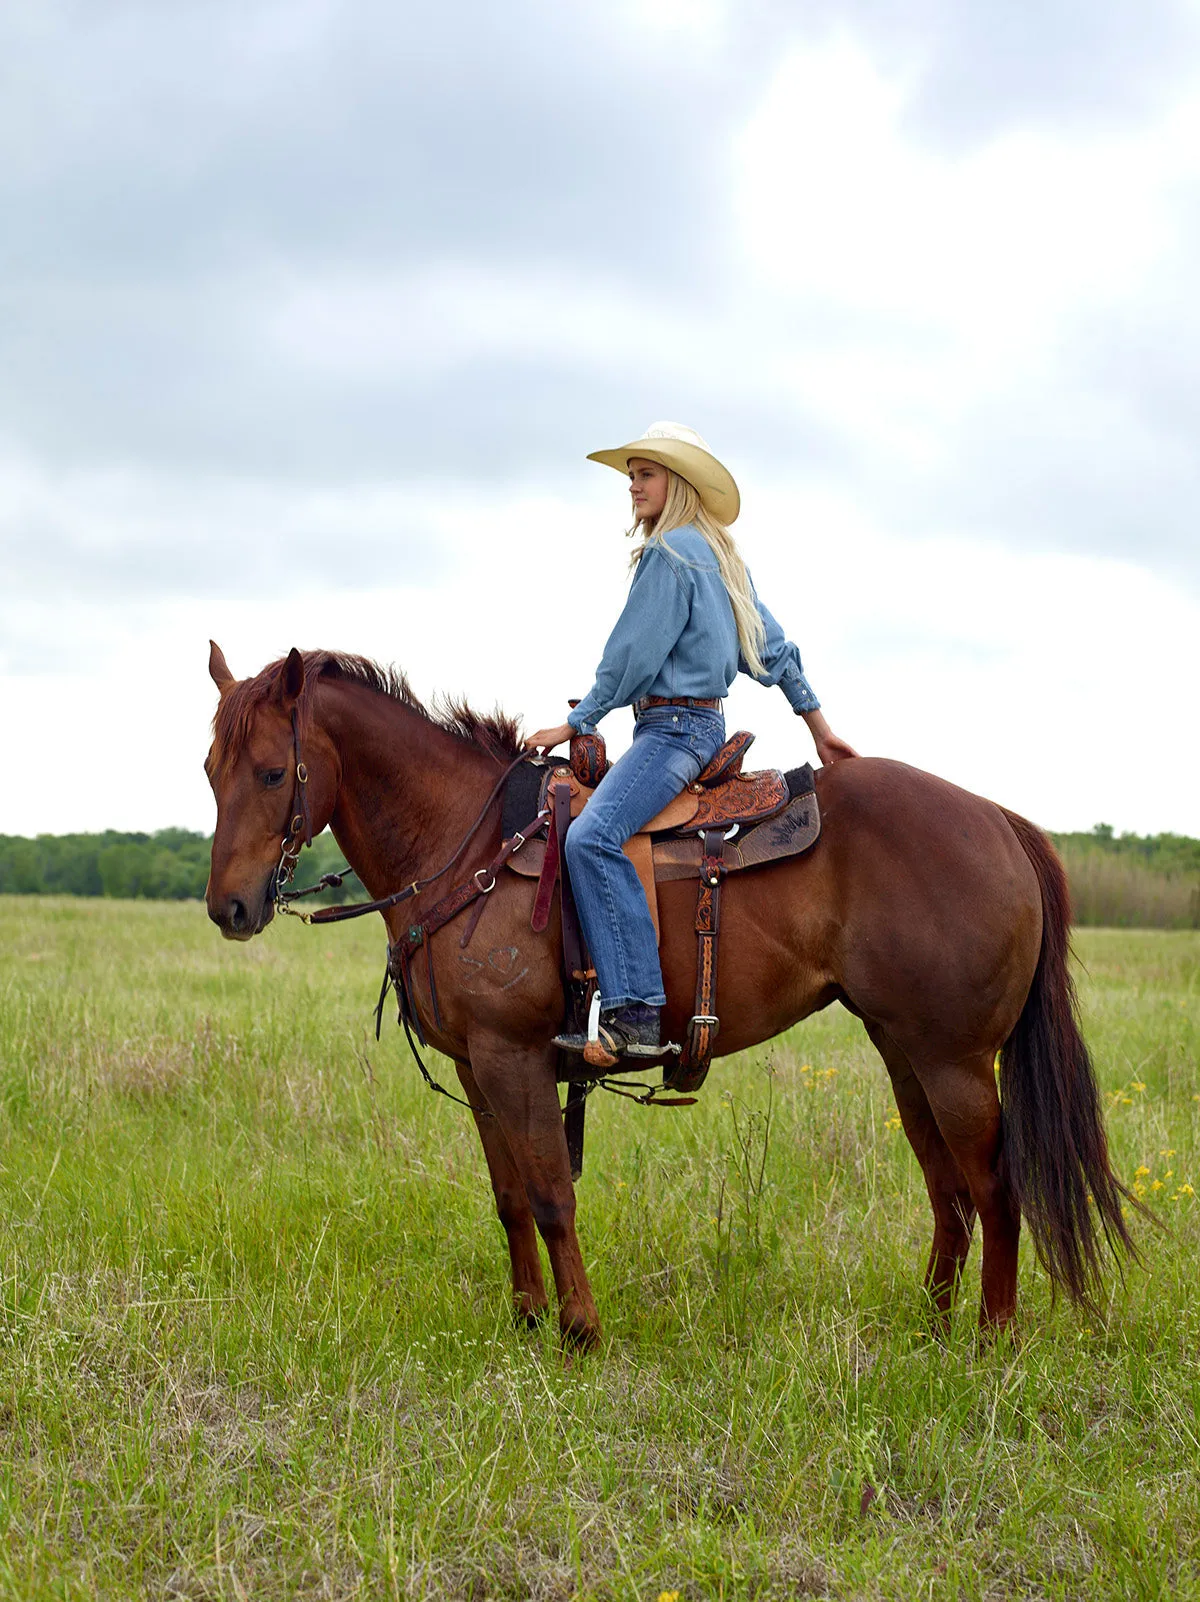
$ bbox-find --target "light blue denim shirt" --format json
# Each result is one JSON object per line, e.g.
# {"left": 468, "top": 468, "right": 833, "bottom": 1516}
{"left": 567, "top": 525, "right": 820, "bottom": 734}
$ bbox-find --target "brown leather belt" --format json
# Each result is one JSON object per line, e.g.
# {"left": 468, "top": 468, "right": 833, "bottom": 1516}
{"left": 634, "top": 695, "right": 722, "bottom": 714}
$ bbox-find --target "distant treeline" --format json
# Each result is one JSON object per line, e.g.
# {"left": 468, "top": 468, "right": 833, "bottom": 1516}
{"left": 0, "top": 829, "right": 354, "bottom": 903}
{"left": 1052, "top": 825, "right": 1200, "bottom": 930}
{"left": 0, "top": 823, "right": 1197, "bottom": 927}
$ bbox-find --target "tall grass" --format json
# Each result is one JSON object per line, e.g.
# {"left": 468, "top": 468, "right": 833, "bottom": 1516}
{"left": 0, "top": 896, "right": 1198, "bottom": 1598}
{"left": 1060, "top": 844, "right": 1200, "bottom": 929}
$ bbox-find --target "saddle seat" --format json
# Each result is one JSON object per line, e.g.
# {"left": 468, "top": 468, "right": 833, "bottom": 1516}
{"left": 557, "top": 728, "right": 786, "bottom": 835}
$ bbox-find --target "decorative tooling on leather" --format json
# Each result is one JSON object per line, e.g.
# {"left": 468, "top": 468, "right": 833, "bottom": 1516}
{"left": 687, "top": 768, "right": 787, "bottom": 830}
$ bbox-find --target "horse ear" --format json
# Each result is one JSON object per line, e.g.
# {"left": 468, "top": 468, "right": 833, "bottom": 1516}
{"left": 209, "top": 640, "right": 234, "bottom": 691}
{"left": 282, "top": 647, "right": 305, "bottom": 705}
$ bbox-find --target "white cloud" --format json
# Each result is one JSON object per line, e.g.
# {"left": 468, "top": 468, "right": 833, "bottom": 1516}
{"left": 733, "top": 34, "right": 1200, "bottom": 466}
{"left": 737, "top": 34, "right": 1195, "bottom": 336}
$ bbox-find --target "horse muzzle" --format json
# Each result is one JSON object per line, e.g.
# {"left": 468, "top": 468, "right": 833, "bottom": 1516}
{"left": 207, "top": 876, "right": 276, "bottom": 940}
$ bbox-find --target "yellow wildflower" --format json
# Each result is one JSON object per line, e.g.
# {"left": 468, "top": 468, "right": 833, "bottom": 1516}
{"left": 1151, "top": 1180, "right": 1164, "bottom": 1192}
{"left": 1131, "top": 1081, "right": 1146, "bottom": 1093}
{"left": 1135, "top": 1166, "right": 1150, "bottom": 1179}
{"left": 1179, "top": 1184, "right": 1195, "bottom": 1197}
{"left": 658, "top": 1592, "right": 681, "bottom": 1602}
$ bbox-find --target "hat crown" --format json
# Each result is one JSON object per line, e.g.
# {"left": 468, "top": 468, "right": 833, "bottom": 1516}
{"left": 639, "top": 421, "right": 711, "bottom": 453}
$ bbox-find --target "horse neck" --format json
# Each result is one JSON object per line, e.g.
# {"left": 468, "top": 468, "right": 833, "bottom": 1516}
{"left": 317, "top": 681, "right": 505, "bottom": 901}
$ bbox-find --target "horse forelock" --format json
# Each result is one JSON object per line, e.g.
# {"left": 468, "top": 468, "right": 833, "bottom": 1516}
{"left": 209, "top": 650, "right": 523, "bottom": 778}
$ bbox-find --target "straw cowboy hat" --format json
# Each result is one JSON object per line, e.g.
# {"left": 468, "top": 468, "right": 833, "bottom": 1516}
{"left": 587, "top": 421, "right": 741, "bottom": 524}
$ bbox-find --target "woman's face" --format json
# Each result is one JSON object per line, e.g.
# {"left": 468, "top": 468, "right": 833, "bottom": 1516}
{"left": 627, "top": 457, "right": 669, "bottom": 523}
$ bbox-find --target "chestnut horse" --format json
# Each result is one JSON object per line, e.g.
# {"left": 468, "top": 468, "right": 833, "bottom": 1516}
{"left": 204, "top": 644, "right": 1135, "bottom": 1348}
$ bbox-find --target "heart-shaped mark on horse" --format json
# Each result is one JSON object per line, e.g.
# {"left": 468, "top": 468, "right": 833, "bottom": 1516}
{"left": 488, "top": 946, "right": 519, "bottom": 974}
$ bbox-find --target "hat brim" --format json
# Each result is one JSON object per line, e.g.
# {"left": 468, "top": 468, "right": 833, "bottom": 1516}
{"left": 587, "top": 439, "right": 740, "bottom": 524}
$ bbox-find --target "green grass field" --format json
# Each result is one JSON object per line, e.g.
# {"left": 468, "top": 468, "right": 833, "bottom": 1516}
{"left": 1, "top": 897, "right": 1198, "bottom": 1600}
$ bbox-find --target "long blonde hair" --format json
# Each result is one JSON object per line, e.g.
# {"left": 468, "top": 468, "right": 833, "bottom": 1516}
{"left": 629, "top": 468, "right": 768, "bottom": 677}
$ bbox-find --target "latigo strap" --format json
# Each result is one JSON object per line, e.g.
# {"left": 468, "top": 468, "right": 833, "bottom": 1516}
{"left": 667, "top": 826, "right": 728, "bottom": 1094}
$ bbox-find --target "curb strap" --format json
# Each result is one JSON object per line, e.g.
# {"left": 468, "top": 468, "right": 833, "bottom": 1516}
{"left": 668, "top": 827, "right": 727, "bottom": 1094}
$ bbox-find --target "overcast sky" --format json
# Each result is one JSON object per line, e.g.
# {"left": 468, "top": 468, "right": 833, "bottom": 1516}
{"left": 2, "top": 0, "right": 1199, "bottom": 838}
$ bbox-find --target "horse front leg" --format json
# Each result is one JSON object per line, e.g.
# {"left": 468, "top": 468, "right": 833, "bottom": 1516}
{"left": 456, "top": 1061, "right": 550, "bottom": 1328}
{"left": 468, "top": 1037, "right": 601, "bottom": 1351}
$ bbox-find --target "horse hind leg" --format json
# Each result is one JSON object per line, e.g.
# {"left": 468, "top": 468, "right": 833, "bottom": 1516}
{"left": 456, "top": 1062, "right": 550, "bottom": 1328}
{"left": 866, "top": 1023, "right": 977, "bottom": 1329}
{"left": 908, "top": 1047, "right": 1021, "bottom": 1333}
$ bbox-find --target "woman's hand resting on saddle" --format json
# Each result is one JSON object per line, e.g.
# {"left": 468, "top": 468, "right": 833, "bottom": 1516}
{"left": 802, "top": 709, "right": 860, "bottom": 766}
{"left": 524, "top": 722, "right": 575, "bottom": 754}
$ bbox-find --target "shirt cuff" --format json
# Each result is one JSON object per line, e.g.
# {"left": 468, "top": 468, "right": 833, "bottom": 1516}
{"left": 780, "top": 670, "right": 820, "bottom": 715}
{"left": 567, "top": 694, "right": 605, "bottom": 734}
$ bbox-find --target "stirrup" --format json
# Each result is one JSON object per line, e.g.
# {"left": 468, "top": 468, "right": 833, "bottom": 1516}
{"left": 554, "top": 1022, "right": 680, "bottom": 1070}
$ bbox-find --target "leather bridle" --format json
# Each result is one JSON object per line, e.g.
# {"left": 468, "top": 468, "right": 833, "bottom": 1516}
{"left": 272, "top": 712, "right": 536, "bottom": 925}
{"left": 272, "top": 705, "right": 314, "bottom": 910}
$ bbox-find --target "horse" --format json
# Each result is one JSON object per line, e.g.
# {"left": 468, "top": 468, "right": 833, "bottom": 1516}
{"left": 204, "top": 642, "right": 1136, "bottom": 1349}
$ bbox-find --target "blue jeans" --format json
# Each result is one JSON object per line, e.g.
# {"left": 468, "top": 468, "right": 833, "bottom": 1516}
{"left": 563, "top": 705, "right": 726, "bottom": 1009}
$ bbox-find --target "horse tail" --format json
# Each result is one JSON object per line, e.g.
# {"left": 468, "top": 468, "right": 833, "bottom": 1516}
{"left": 998, "top": 808, "right": 1139, "bottom": 1304}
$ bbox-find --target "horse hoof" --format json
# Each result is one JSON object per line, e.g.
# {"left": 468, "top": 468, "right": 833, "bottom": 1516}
{"left": 560, "top": 1315, "right": 601, "bottom": 1353}
{"left": 513, "top": 1300, "right": 550, "bottom": 1332}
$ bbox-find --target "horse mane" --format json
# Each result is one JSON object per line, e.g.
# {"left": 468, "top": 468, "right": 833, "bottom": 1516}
{"left": 210, "top": 651, "right": 524, "bottom": 777}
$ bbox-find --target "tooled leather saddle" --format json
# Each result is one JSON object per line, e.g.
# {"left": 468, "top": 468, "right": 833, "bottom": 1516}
{"left": 505, "top": 728, "right": 819, "bottom": 939}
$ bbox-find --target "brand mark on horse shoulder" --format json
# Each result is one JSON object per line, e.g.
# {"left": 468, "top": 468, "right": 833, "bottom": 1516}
{"left": 488, "top": 945, "right": 529, "bottom": 989}
{"left": 457, "top": 953, "right": 485, "bottom": 990}
{"left": 457, "top": 946, "right": 529, "bottom": 991}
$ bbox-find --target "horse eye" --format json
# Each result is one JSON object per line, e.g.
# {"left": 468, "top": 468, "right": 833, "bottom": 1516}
{"left": 262, "top": 768, "right": 286, "bottom": 788}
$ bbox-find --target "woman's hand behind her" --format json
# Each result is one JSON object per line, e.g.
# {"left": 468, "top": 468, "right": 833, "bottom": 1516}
{"left": 802, "top": 709, "right": 860, "bottom": 766}
{"left": 524, "top": 721, "right": 575, "bottom": 753}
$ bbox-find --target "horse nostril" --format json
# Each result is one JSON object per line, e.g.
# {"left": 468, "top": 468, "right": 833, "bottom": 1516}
{"left": 229, "top": 898, "right": 248, "bottom": 931}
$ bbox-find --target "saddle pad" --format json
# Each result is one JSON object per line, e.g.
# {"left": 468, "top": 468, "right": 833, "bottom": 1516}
{"left": 507, "top": 784, "right": 821, "bottom": 884}
{"left": 501, "top": 757, "right": 548, "bottom": 841}
{"left": 652, "top": 789, "right": 820, "bottom": 881}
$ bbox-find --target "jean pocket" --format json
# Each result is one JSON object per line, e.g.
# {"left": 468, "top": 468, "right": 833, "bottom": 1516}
{"left": 685, "top": 714, "right": 726, "bottom": 764}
